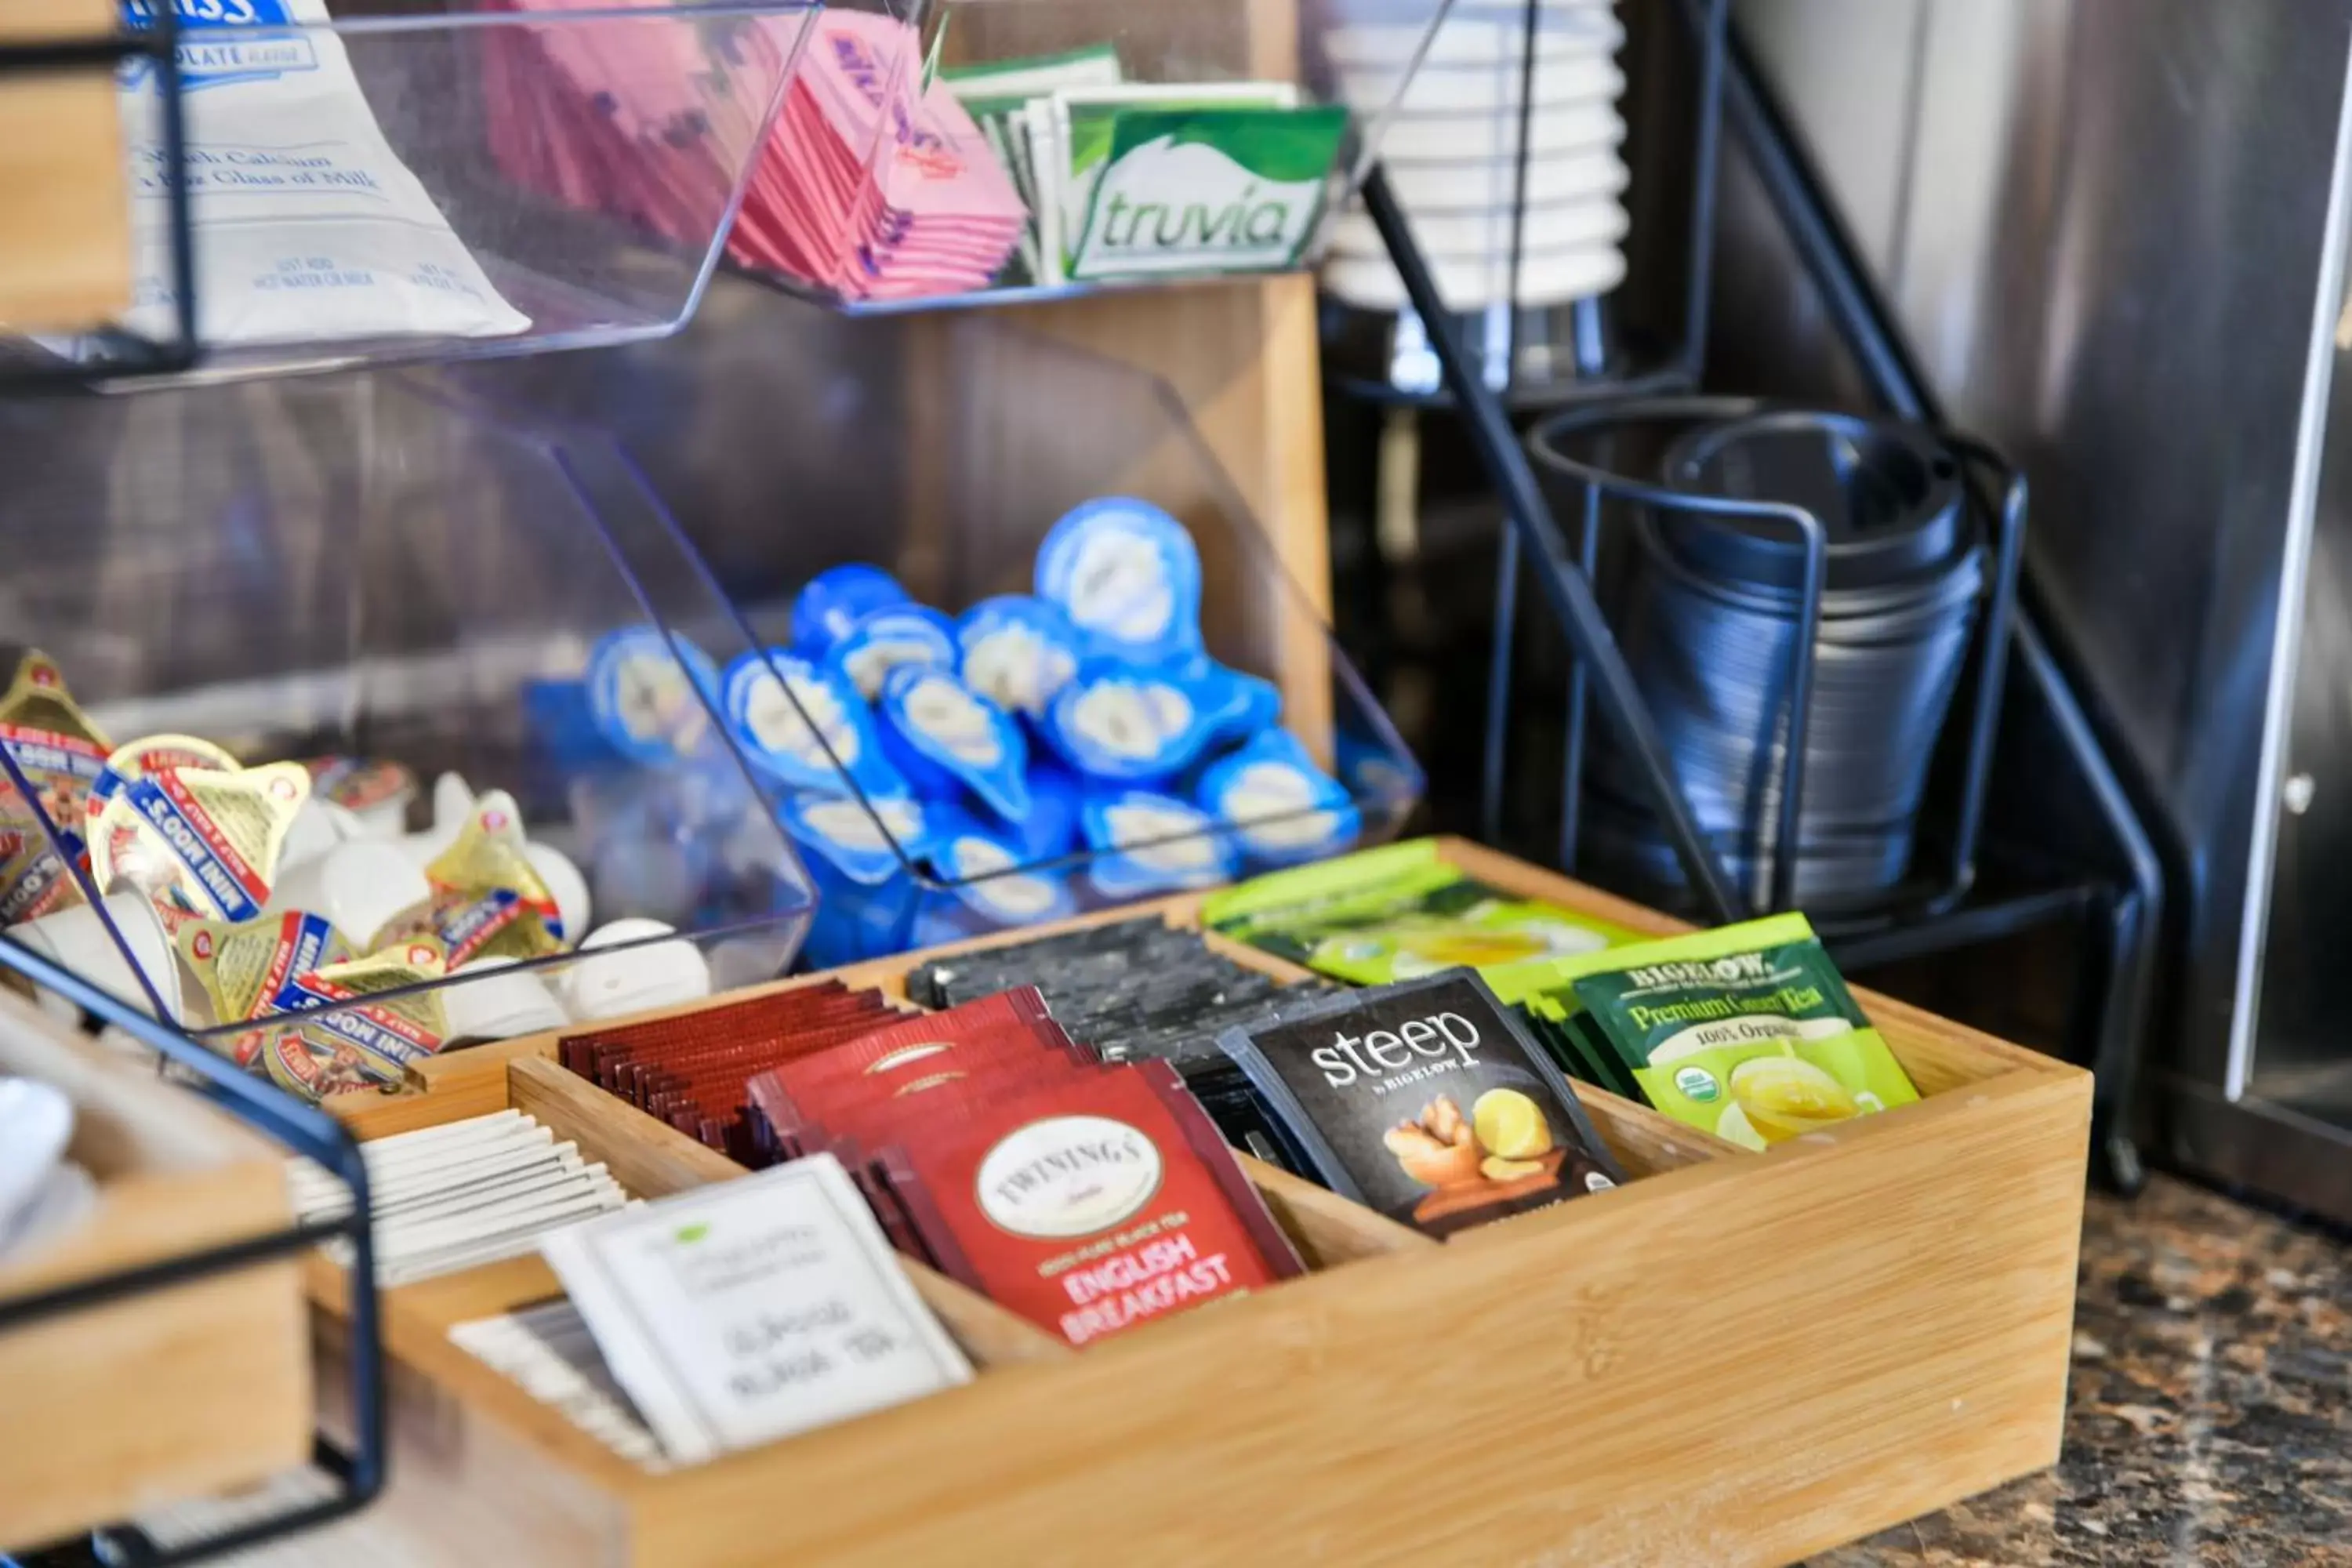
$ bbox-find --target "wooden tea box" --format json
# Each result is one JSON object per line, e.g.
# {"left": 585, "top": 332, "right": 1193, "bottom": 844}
{"left": 284, "top": 839, "right": 2087, "bottom": 1567}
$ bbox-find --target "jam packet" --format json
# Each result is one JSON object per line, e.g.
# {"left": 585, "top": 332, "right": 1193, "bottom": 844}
{"left": 956, "top": 596, "right": 1082, "bottom": 724}
{"left": 1044, "top": 659, "right": 1217, "bottom": 782}
{"left": 1559, "top": 915, "right": 1921, "bottom": 1150}
{"left": 1203, "top": 838, "right": 1642, "bottom": 985}
{"left": 721, "top": 649, "right": 902, "bottom": 797}
{"left": 423, "top": 792, "right": 567, "bottom": 966}
{"left": 0, "top": 648, "right": 111, "bottom": 867}
{"left": 586, "top": 628, "right": 723, "bottom": 767}
{"left": 1034, "top": 498, "right": 1203, "bottom": 662}
{"left": 176, "top": 909, "right": 353, "bottom": 1030}
{"left": 1198, "top": 730, "right": 1359, "bottom": 866}
{"left": 870, "top": 1060, "right": 1301, "bottom": 1347}
{"left": 792, "top": 564, "right": 909, "bottom": 657}
{"left": 828, "top": 605, "right": 957, "bottom": 703}
{"left": 1080, "top": 790, "right": 1236, "bottom": 898}
{"left": 877, "top": 666, "right": 1030, "bottom": 821}
{"left": 89, "top": 760, "right": 312, "bottom": 931}
{"left": 1218, "top": 969, "right": 1624, "bottom": 1236}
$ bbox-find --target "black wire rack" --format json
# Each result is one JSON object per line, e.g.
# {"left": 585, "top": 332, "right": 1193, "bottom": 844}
{"left": 0, "top": 7, "right": 198, "bottom": 389}
{"left": 1342, "top": 5, "right": 2160, "bottom": 1192}
{"left": 0, "top": 739, "right": 385, "bottom": 1563}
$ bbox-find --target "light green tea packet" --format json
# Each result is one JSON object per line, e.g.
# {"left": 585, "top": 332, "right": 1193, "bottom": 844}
{"left": 1201, "top": 838, "right": 1643, "bottom": 985}
{"left": 1549, "top": 914, "right": 1920, "bottom": 1150}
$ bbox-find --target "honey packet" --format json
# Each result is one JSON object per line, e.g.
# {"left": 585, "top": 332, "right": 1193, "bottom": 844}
{"left": 89, "top": 760, "right": 311, "bottom": 931}
{"left": 271, "top": 935, "right": 452, "bottom": 1083}
{"left": 1557, "top": 914, "right": 1921, "bottom": 1150}
{"left": 423, "top": 791, "right": 567, "bottom": 964}
{"left": 86, "top": 735, "right": 240, "bottom": 831}
{"left": 176, "top": 910, "right": 354, "bottom": 1029}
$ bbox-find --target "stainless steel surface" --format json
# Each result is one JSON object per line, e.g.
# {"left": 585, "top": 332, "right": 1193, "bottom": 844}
{"left": 1720, "top": 0, "right": 2352, "bottom": 1204}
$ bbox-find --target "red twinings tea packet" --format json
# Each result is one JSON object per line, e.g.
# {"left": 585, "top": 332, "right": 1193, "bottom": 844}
{"left": 556, "top": 980, "right": 874, "bottom": 1079}
{"left": 873, "top": 1061, "right": 1302, "bottom": 1348}
{"left": 746, "top": 1037, "right": 1101, "bottom": 1167}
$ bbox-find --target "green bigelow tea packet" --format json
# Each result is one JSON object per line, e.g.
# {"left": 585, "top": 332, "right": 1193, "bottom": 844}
{"left": 1575, "top": 915, "right": 1918, "bottom": 1149}
{"left": 1201, "top": 838, "right": 1645, "bottom": 986}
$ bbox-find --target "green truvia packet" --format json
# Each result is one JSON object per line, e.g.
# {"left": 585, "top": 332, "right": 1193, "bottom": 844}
{"left": 1066, "top": 105, "right": 1347, "bottom": 280}
{"left": 1201, "top": 838, "right": 1645, "bottom": 986}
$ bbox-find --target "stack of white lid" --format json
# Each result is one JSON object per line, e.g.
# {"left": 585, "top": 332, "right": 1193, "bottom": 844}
{"left": 1322, "top": 0, "right": 1629, "bottom": 312}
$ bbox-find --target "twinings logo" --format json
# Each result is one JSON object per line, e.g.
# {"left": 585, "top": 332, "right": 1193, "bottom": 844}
{"left": 1624, "top": 953, "right": 1773, "bottom": 989}
{"left": 975, "top": 1116, "right": 1163, "bottom": 1240}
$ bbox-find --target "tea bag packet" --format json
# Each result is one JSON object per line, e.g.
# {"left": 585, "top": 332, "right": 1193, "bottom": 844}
{"left": 272, "top": 935, "right": 452, "bottom": 1082}
{"left": 1044, "top": 660, "right": 1218, "bottom": 782}
{"left": 1218, "top": 970, "right": 1624, "bottom": 1237}
{"left": 1065, "top": 105, "right": 1348, "bottom": 282}
{"left": 1035, "top": 498, "right": 1203, "bottom": 662}
{"left": 877, "top": 666, "right": 1031, "bottom": 822}
{"left": 1203, "top": 838, "right": 1642, "bottom": 984}
{"left": 586, "top": 627, "right": 724, "bottom": 768}
{"left": 302, "top": 757, "right": 417, "bottom": 837}
{"left": 827, "top": 605, "right": 957, "bottom": 704}
{"left": 175, "top": 910, "right": 354, "bottom": 1030}
{"left": 1199, "top": 731, "right": 1359, "bottom": 866}
{"left": 1081, "top": 790, "right": 1236, "bottom": 898}
{"left": 791, "top": 564, "right": 909, "bottom": 658}
{"left": 956, "top": 596, "right": 1082, "bottom": 725}
{"left": 867, "top": 1060, "right": 1301, "bottom": 1347}
{"left": 722, "top": 649, "right": 901, "bottom": 797}
{"left": 911, "top": 812, "right": 1076, "bottom": 946}
{"left": 85, "top": 735, "right": 238, "bottom": 838}
{"left": 1559, "top": 916, "right": 1921, "bottom": 1150}
{"left": 90, "top": 760, "right": 312, "bottom": 932}
{"left": 0, "top": 649, "right": 111, "bottom": 866}
{"left": 779, "top": 791, "right": 931, "bottom": 968}
{"left": 423, "top": 793, "right": 567, "bottom": 965}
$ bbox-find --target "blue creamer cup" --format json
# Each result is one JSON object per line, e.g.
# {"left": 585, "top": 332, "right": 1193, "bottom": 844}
{"left": 1171, "top": 654, "right": 1283, "bottom": 742}
{"left": 876, "top": 665, "right": 1032, "bottom": 823}
{"left": 909, "top": 808, "right": 1078, "bottom": 947}
{"left": 1013, "top": 758, "right": 1086, "bottom": 862}
{"left": 956, "top": 595, "right": 1083, "bottom": 724}
{"left": 584, "top": 627, "right": 724, "bottom": 768}
{"left": 778, "top": 790, "right": 932, "bottom": 967}
{"left": 791, "top": 564, "right": 909, "bottom": 658}
{"left": 1080, "top": 788, "right": 1238, "bottom": 898}
{"left": 720, "top": 648, "right": 903, "bottom": 799}
{"left": 827, "top": 604, "right": 956, "bottom": 703}
{"left": 1035, "top": 497, "right": 1203, "bottom": 664}
{"left": 1199, "top": 729, "right": 1360, "bottom": 866}
{"left": 1042, "top": 658, "right": 1218, "bottom": 784}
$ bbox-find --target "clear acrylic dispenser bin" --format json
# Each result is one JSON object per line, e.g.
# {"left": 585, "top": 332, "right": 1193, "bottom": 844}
{"left": 452, "top": 284, "right": 1426, "bottom": 964}
{"left": 0, "top": 371, "right": 817, "bottom": 1094}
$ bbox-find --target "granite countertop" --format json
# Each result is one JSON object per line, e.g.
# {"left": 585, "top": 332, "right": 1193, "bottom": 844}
{"left": 1816, "top": 1174, "right": 2352, "bottom": 1567}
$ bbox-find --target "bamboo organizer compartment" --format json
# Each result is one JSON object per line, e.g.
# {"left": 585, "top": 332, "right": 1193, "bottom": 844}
{"left": 262, "top": 837, "right": 2091, "bottom": 1568}
{"left": 0, "top": 989, "right": 312, "bottom": 1549}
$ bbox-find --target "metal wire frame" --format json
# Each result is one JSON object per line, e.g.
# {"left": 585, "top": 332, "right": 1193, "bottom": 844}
{"left": 0, "top": 9, "right": 198, "bottom": 387}
{"left": 1515, "top": 399, "right": 2027, "bottom": 927}
{"left": 0, "top": 760, "right": 384, "bottom": 1563}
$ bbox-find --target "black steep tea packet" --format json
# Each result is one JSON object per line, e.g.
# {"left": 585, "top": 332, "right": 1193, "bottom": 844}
{"left": 1218, "top": 970, "right": 1624, "bottom": 1237}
